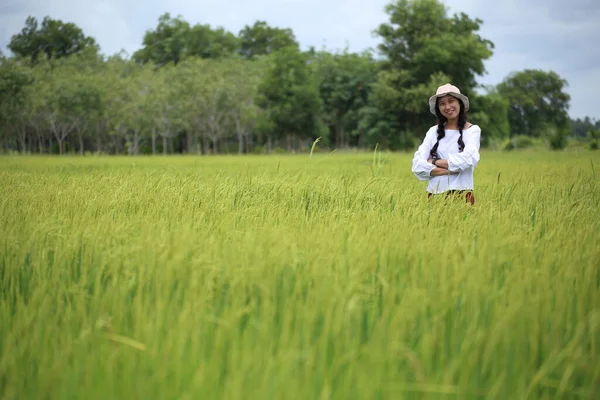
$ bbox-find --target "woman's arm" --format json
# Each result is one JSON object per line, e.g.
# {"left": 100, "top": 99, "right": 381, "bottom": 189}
{"left": 427, "top": 158, "right": 456, "bottom": 175}
{"left": 411, "top": 127, "right": 437, "bottom": 181}
{"left": 430, "top": 167, "right": 459, "bottom": 176}
{"left": 432, "top": 159, "right": 449, "bottom": 169}
{"left": 447, "top": 126, "right": 481, "bottom": 172}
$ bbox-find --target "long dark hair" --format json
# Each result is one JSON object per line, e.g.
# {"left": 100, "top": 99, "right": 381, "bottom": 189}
{"left": 429, "top": 97, "right": 467, "bottom": 159}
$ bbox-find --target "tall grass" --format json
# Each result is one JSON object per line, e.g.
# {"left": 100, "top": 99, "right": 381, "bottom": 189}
{"left": 1, "top": 150, "right": 599, "bottom": 399}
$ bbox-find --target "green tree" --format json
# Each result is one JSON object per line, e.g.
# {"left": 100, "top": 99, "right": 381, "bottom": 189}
{"left": 376, "top": 0, "right": 493, "bottom": 94}
{"left": 0, "top": 59, "right": 34, "bottom": 151}
{"left": 257, "top": 47, "right": 325, "bottom": 152}
{"left": 93, "top": 56, "right": 132, "bottom": 154}
{"left": 187, "top": 25, "right": 239, "bottom": 59}
{"left": 571, "top": 117, "right": 595, "bottom": 138}
{"left": 468, "top": 86, "right": 510, "bottom": 146}
{"left": 133, "top": 13, "right": 239, "bottom": 66}
{"left": 8, "top": 16, "right": 99, "bottom": 62}
{"left": 587, "top": 127, "right": 599, "bottom": 150}
{"left": 365, "top": 70, "right": 451, "bottom": 150}
{"left": 238, "top": 21, "right": 298, "bottom": 59}
{"left": 497, "top": 69, "right": 571, "bottom": 139}
{"left": 372, "top": 0, "right": 494, "bottom": 148}
{"left": 312, "top": 50, "right": 377, "bottom": 148}
{"left": 133, "top": 14, "right": 191, "bottom": 66}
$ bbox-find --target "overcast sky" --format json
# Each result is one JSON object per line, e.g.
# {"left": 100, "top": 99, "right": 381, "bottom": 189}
{"left": 1, "top": 0, "right": 598, "bottom": 120}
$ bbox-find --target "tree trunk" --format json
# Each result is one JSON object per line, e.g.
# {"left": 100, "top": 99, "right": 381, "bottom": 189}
{"left": 152, "top": 129, "right": 156, "bottom": 155}
{"left": 96, "top": 134, "right": 102, "bottom": 154}
{"left": 79, "top": 133, "right": 84, "bottom": 155}
{"left": 246, "top": 132, "right": 252, "bottom": 154}
{"left": 18, "top": 128, "right": 27, "bottom": 154}
{"left": 163, "top": 136, "right": 167, "bottom": 155}
{"left": 133, "top": 131, "right": 140, "bottom": 155}
{"left": 58, "top": 139, "right": 64, "bottom": 155}
{"left": 237, "top": 132, "right": 244, "bottom": 154}
{"left": 186, "top": 131, "right": 192, "bottom": 154}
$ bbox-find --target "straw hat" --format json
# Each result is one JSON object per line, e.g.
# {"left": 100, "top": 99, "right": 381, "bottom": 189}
{"left": 428, "top": 83, "right": 470, "bottom": 115}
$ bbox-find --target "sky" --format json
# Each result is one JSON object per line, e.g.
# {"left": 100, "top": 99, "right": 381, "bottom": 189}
{"left": 1, "top": 0, "right": 599, "bottom": 120}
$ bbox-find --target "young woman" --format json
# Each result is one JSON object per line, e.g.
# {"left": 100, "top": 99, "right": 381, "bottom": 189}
{"left": 411, "top": 83, "right": 481, "bottom": 205}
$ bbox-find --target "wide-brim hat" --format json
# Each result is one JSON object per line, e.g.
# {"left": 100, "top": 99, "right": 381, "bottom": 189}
{"left": 428, "top": 83, "right": 469, "bottom": 115}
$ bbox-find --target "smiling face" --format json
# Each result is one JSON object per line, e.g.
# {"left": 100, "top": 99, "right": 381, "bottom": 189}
{"left": 436, "top": 95, "right": 461, "bottom": 121}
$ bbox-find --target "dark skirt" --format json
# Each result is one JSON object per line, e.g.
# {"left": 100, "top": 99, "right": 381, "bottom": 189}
{"left": 427, "top": 190, "right": 475, "bottom": 206}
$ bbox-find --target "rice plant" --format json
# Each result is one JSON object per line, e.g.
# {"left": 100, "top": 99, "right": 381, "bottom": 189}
{"left": 1, "top": 150, "right": 599, "bottom": 399}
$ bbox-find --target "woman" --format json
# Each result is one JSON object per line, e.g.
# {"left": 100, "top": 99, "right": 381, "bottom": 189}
{"left": 411, "top": 83, "right": 481, "bottom": 205}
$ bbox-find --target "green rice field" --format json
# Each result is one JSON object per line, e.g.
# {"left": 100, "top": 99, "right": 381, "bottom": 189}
{"left": 1, "top": 150, "right": 599, "bottom": 399}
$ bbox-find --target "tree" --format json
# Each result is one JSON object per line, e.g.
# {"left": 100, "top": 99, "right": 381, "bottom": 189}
{"left": 0, "top": 59, "right": 34, "bottom": 151}
{"left": 312, "top": 49, "right": 377, "bottom": 148}
{"left": 133, "top": 14, "right": 190, "bottom": 66}
{"left": 257, "top": 47, "right": 325, "bottom": 152}
{"left": 8, "top": 16, "right": 99, "bottom": 62}
{"left": 468, "top": 86, "right": 510, "bottom": 146}
{"left": 372, "top": 0, "right": 494, "bottom": 148}
{"left": 570, "top": 116, "right": 596, "bottom": 138}
{"left": 133, "top": 13, "right": 239, "bottom": 66}
{"left": 497, "top": 69, "right": 571, "bottom": 139}
{"left": 238, "top": 21, "right": 298, "bottom": 59}
{"left": 376, "top": 0, "right": 493, "bottom": 95}
{"left": 188, "top": 24, "right": 239, "bottom": 59}
{"left": 587, "top": 127, "right": 599, "bottom": 150}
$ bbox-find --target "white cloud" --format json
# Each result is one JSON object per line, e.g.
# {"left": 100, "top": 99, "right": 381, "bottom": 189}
{"left": 1, "top": 0, "right": 598, "bottom": 119}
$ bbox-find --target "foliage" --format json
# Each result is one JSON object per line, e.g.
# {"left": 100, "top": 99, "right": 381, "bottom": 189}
{"left": 373, "top": 0, "right": 494, "bottom": 145}
{"left": 571, "top": 116, "right": 599, "bottom": 137}
{"left": 1, "top": 152, "right": 599, "bottom": 398}
{"left": 0, "top": 59, "right": 34, "bottom": 142}
{"left": 545, "top": 125, "right": 569, "bottom": 150}
{"left": 468, "top": 87, "right": 510, "bottom": 146}
{"left": 497, "top": 69, "right": 571, "bottom": 138}
{"left": 501, "top": 135, "right": 535, "bottom": 151}
{"left": 256, "top": 47, "right": 326, "bottom": 149}
{"left": 311, "top": 49, "right": 378, "bottom": 148}
{"left": 238, "top": 21, "right": 299, "bottom": 59}
{"left": 132, "top": 13, "right": 239, "bottom": 66}
{"left": 8, "top": 16, "right": 99, "bottom": 62}
{"left": 0, "top": 7, "right": 594, "bottom": 155}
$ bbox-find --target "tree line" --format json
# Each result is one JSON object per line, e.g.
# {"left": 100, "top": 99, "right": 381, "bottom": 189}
{"left": 0, "top": 0, "right": 594, "bottom": 155}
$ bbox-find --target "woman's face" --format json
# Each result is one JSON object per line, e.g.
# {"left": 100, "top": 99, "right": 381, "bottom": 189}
{"left": 437, "top": 95, "right": 460, "bottom": 120}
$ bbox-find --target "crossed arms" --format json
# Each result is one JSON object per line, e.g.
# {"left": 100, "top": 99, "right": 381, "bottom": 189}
{"left": 411, "top": 126, "right": 481, "bottom": 181}
{"left": 427, "top": 158, "right": 458, "bottom": 176}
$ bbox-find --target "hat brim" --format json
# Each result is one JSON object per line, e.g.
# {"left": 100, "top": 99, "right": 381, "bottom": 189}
{"left": 429, "top": 92, "right": 470, "bottom": 115}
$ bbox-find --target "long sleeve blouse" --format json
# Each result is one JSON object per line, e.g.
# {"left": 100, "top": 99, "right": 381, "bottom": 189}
{"left": 411, "top": 124, "right": 481, "bottom": 194}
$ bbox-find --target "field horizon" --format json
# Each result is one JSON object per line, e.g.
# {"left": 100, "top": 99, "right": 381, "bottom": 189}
{"left": 1, "top": 150, "right": 599, "bottom": 399}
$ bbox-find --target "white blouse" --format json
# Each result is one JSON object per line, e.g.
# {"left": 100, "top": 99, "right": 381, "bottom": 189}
{"left": 411, "top": 124, "right": 481, "bottom": 194}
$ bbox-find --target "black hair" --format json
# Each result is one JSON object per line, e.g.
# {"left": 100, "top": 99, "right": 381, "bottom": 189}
{"left": 429, "top": 96, "right": 467, "bottom": 159}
